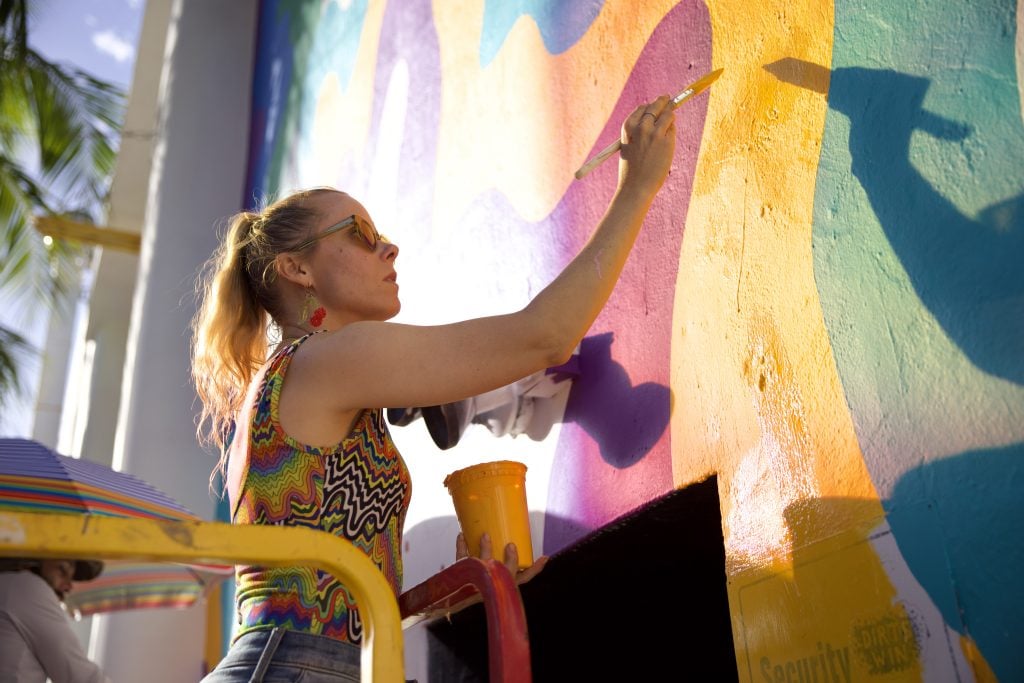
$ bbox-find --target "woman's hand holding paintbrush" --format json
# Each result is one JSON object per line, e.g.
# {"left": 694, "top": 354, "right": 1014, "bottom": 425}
{"left": 614, "top": 94, "right": 677, "bottom": 193}
{"left": 574, "top": 68, "right": 723, "bottom": 180}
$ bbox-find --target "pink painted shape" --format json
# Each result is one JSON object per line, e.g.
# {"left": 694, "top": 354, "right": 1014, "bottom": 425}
{"left": 544, "top": 1, "right": 713, "bottom": 554}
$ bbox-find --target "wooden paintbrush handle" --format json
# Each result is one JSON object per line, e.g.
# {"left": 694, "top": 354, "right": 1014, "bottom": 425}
{"left": 574, "top": 138, "right": 623, "bottom": 179}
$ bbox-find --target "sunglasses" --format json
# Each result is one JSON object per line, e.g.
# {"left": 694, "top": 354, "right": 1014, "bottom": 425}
{"left": 292, "top": 214, "right": 388, "bottom": 252}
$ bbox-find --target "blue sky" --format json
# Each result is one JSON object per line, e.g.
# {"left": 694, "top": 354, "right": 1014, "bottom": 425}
{"left": 0, "top": 0, "right": 146, "bottom": 437}
{"left": 29, "top": 0, "right": 145, "bottom": 89}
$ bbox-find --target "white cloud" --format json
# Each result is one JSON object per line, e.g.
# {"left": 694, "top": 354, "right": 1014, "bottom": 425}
{"left": 92, "top": 30, "right": 134, "bottom": 63}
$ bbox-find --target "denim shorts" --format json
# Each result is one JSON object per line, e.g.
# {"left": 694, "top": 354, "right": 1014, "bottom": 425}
{"left": 201, "top": 628, "right": 361, "bottom": 683}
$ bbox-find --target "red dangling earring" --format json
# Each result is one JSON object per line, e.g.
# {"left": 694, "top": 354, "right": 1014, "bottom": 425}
{"left": 300, "top": 288, "right": 326, "bottom": 328}
{"left": 309, "top": 305, "right": 326, "bottom": 328}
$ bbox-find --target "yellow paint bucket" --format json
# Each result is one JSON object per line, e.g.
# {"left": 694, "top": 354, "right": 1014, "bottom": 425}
{"left": 444, "top": 461, "right": 533, "bottom": 569}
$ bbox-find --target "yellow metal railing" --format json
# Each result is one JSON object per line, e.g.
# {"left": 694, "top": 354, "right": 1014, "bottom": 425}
{"left": 0, "top": 511, "right": 403, "bottom": 683}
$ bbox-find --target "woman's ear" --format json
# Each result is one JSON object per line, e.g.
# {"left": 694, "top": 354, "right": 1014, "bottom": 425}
{"left": 275, "top": 252, "right": 310, "bottom": 287}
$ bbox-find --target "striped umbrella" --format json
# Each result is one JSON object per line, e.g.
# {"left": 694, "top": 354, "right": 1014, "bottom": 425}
{"left": 63, "top": 561, "right": 231, "bottom": 618}
{"left": 0, "top": 438, "right": 232, "bottom": 616}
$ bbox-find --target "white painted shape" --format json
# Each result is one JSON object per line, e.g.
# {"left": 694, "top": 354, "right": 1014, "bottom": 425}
{"left": 868, "top": 520, "right": 975, "bottom": 682}
{"left": 366, "top": 58, "right": 409, "bottom": 235}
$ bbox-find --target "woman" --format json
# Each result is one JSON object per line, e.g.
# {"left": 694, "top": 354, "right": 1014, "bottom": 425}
{"left": 194, "top": 96, "right": 677, "bottom": 681}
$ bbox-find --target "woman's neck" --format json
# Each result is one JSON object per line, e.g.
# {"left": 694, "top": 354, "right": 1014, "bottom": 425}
{"left": 279, "top": 324, "right": 317, "bottom": 343}
{"left": 273, "top": 326, "right": 324, "bottom": 356}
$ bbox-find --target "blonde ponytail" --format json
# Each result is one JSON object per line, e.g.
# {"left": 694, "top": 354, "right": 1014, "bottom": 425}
{"left": 190, "top": 188, "right": 337, "bottom": 486}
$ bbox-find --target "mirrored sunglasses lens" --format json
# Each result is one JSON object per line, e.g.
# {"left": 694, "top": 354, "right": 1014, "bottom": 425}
{"left": 355, "top": 218, "right": 380, "bottom": 249}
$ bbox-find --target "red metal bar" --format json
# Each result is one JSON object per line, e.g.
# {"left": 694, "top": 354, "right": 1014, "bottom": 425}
{"left": 399, "top": 558, "right": 531, "bottom": 683}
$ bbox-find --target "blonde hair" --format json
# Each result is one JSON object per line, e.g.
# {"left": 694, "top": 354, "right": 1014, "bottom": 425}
{"left": 191, "top": 187, "right": 337, "bottom": 486}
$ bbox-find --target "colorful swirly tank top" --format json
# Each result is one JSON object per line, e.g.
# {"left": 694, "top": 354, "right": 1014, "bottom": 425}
{"left": 227, "top": 333, "right": 412, "bottom": 644}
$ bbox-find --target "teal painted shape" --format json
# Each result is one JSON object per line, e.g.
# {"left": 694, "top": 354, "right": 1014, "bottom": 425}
{"left": 479, "top": 0, "right": 602, "bottom": 66}
{"left": 297, "top": 0, "right": 371, "bottom": 144}
{"left": 307, "top": 0, "right": 369, "bottom": 92}
{"left": 814, "top": 1, "right": 1024, "bottom": 680}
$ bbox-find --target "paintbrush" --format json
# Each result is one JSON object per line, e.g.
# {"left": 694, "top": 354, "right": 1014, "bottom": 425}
{"left": 574, "top": 68, "right": 723, "bottom": 180}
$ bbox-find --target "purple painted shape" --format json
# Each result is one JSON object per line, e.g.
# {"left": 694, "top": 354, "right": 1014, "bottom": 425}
{"left": 376, "top": 1, "right": 440, "bottom": 223}
{"left": 543, "top": 1, "right": 713, "bottom": 554}
{"left": 329, "top": 0, "right": 443, "bottom": 224}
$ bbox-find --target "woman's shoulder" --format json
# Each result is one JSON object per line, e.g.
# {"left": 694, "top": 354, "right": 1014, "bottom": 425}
{"left": 273, "top": 330, "right": 328, "bottom": 362}
{"left": 263, "top": 331, "right": 321, "bottom": 377}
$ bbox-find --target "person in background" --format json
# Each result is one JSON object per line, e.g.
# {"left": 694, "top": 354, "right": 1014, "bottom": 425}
{"left": 193, "top": 95, "right": 678, "bottom": 681}
{"left": 0, "top": 557, "right": 111, "bottom": 683}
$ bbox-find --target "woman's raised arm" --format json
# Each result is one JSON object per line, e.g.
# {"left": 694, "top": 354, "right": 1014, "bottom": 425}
{"left": 291, "top": 95, "right": 678, "bottom": 413}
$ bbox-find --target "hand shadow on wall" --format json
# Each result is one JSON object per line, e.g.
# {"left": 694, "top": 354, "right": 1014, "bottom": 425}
{"left": 561, "top": 332, "right": 671, "bottom": 469}
{"left": 768, "top": 60, "right": 1024, "bottom": 384}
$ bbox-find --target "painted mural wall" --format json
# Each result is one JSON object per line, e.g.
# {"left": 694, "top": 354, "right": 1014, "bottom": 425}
{"left": 243, "top": 1, "right": 1023, "bottom": 680}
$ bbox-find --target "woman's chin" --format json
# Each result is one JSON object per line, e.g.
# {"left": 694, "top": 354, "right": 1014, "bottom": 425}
{"left": 377, "top": 300, "right": 401, "bottom": 321}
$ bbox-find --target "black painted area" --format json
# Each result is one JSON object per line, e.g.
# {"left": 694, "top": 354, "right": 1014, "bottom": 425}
{"left": 427, "top": 475, "right": 737, "bottom": 681}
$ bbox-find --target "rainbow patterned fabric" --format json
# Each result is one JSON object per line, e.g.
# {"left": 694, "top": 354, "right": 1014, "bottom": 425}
{"left": 228, "top": 334, "right": 412, "bottom": 644}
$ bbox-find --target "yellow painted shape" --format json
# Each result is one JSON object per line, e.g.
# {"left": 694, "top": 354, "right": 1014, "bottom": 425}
{"left": 961, "top": 635, "right": 998, "bottom": 683}
{"left": 738, "top": 520, "right": 923, "bottom": 682}
{"left": 670, "top": 0, "right": 879, "bottom": 550}
{"left": 669, "top": 1, "right": 920, "bottom": 680}
{"left": 0, "top": 511, "right": 404, "bottom": 683}
{"left": 430, "top": 0, "right": 677, "bottom": 233}
{"left": 308, "top": 1, "right": 388, "bottom": 185}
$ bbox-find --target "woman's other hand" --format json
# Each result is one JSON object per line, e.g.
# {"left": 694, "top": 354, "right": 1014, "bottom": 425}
{"left": 456, "top": 532, "right": 548, "bottom": 584}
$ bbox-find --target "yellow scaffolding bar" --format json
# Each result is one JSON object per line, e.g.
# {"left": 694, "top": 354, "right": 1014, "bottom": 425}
{"left": 0, "top": 511, "right": 403, "bottom": 683}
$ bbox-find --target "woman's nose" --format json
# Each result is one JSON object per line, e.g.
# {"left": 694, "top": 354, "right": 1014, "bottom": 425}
{"left": 381, "top": 240, "right": 398, "bottom": 260}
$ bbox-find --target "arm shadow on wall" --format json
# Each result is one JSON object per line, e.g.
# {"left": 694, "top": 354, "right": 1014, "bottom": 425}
{"left": 767, "top": 59, "right": 1024, "bottom": 385}
{"left": 778, "top": 441, "right": 1022, "bottom": 681}
{"left": 389, "top": 332, "right": 671, "bottom": 469}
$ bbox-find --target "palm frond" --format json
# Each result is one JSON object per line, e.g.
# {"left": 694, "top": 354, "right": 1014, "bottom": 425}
{"left": 0, "top": 0, "right": 120, "bottom": 406}
{"left": 0, "top": 0, "right": 29, "bottom": 59}
{"left": 0, "top": 38, "right": 122, "bottom": 304}
{"left": 0, "top": 322, "right": 38, "bottom": 410}
{"left": 21, "top": 51, "right": 124, "bottom": 210}
{"left": 0, "top": 73, "right": 31, "bottom": 150}
{"left": 0, "top": 154, "right": 60, "bottom": 297}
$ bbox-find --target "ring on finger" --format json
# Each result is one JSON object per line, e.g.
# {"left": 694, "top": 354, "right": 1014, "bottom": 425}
{"left": 641, "top": 112, "right": 657, "bottom": 122}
